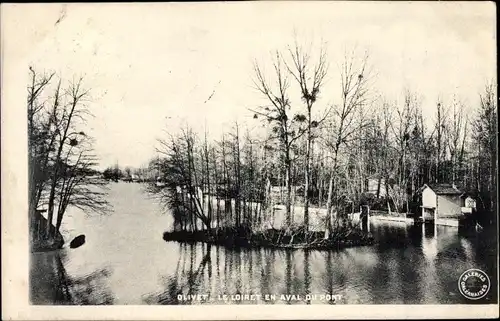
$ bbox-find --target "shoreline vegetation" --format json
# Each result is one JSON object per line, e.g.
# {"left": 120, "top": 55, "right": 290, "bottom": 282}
{"left": 155, "top": 185, "right": 377, "bottom": 250}
{"left": 153, "top": 181, "right": 375, "bottom": 250}
{"left": 163, "top": 223, "right": 374, "bottom": 251}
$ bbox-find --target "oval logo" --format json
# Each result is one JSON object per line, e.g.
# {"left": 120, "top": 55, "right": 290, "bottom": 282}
{"left": 458, "top": 269, "right": 491, "bottom": 300}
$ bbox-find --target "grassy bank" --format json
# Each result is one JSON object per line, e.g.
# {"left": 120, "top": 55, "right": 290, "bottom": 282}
{"left": 163, "top": 225, "right": 374, "bottom": 250}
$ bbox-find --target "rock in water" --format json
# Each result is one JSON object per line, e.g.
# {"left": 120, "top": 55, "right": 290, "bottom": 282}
{"left": 70, "top": 234, "right": 86, "bottom": 248}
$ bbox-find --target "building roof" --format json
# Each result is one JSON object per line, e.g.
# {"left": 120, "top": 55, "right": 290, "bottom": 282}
{"left": 424, "top": 183, "right": 463, "bottom": 195}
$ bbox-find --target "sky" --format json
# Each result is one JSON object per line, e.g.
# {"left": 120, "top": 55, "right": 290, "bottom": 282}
{"left": 7, "top": 2, "right": 496, "bottom": 170}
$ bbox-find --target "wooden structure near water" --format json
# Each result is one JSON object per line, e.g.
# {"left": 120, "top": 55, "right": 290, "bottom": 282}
{"left": 360, "top": 205, "right": 370, "bottom": 232}
{"left": 417, "top": 183, "right": 478, "bottom": 227}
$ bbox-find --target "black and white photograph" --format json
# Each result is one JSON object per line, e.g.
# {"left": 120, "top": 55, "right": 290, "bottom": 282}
{"left": 1, "top": 1, "right": 498, "bottom": 319}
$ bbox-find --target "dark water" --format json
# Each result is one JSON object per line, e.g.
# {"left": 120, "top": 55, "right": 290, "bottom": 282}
{"left": 30, "top": 182, "right": 498, "bottom": 305}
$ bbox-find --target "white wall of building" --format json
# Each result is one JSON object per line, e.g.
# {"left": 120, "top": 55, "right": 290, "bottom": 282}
{"left": 422, "top": 187, "right": 436, "bottom": 208}
{"left": 437, "top": 195, "right": 463, "bottom": 218}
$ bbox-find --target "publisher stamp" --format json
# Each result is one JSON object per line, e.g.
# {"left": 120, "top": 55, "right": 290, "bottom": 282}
{"left": 458, "top": 269, "right": 491, "bottom": 300}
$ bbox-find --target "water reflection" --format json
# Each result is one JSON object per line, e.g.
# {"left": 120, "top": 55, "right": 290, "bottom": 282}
{"left": 30, "top": 184, "right": 497, "bottom": 305}
{"left": 30, "top": 250, "right": 114, "bottom": 305}
{"left": 31, "top": 220, "right": 497, "bottom": 305}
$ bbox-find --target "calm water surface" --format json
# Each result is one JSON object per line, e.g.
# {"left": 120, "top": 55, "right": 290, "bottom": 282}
{"left": 30, "top": 182, "right": 498, "bottom": 305}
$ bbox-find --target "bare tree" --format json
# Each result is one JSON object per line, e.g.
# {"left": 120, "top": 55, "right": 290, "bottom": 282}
{"left": 230, "top": 122, "right": 242, "bottom": 227}
{"left": 252, "top": 52, "right": 307, "bottom": 226}
{"left": 220, "top": 134, "right": 232, "bottom": 225}
{"left": 434, "top": 99, "right": 449, "bottom": 183}
{"left": 388, "top": 90, "right": 418, "bottom": 212}
{"left": 28, "top": 68, "right": 111, "bottom": 246}
{"left": 472, "top": 83, "right": 497, "bottom": 217}
{"left": 55, "top": 144, "right": 110, "bottom": 232}
{"left": 371, "top": 100, "right": 395, "bottom": 200}
{"left": 203, "top": 128, "right": 213, "bottom": 228}
{"left": 45, "top": 77, "right": 91, "bottom": 238}
{"left": 156, "top": 127, "right": 213, "bottom": 232}
{"left": 285, "top": 40, "right": 329, "bottom": 231}
{"left": 412, "top": 102, "right": 436, "bottom": 188}
{"left": 446, "top": 97, "right": 468, "bottom": 185}
{"left": 323, "top": 50, "right": 371, "bottom": 238}
{"left": 27, "top": 67, "right": 56, "bottom": 228}
{"left": 211, "top": 146, "right": 221, "bottom": 230}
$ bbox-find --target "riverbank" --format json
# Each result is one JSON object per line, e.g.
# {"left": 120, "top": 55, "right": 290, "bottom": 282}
{"left": 31, "top": 236, "right": 64, "bottom": 253}
{"left": 30, "top": 210, "right": 65, "bottom": 253}
{"left": 163, "top": 226, "right": 374, "bottom": 250}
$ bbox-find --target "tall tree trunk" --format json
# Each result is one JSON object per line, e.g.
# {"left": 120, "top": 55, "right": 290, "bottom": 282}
{"left": 213, "top": 150, "right": 220, "bottom": 231}
{"left": 222, "top": 136, "right": 231, "bottom": 227}
{"left": 46, "top": 108, "right": 76, "bottom": 238}
{"left": 234, "top": 124, "right": 242, "bottom": 227}
{"left": 304, "top": 106, "right": 312, "bottom": 231}
{"left": 285, "top": 157, "right": 292, "bottom": 226}
{"left": 324, "top": 173, "right": 334, "bottom": 239}
{"left": 204, "top": 134, "right": 212, "bottom": 229}
{"left": 376, "top": 177, "right": 382, "bottom": 198}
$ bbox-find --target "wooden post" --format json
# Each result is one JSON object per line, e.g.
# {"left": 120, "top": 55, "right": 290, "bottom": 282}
{"left": 361, "top": 205, "right": 369, "bottom": 231}
{"left": 366, "top": 206, "right": 370, "bottom": 233}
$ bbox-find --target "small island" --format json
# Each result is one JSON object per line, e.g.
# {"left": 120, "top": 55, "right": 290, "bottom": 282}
{"left": 163, "top": 223, "right": 374, "bottom": 250}
{"left": 159, "top": 187, "right": 375, "bottom": 251}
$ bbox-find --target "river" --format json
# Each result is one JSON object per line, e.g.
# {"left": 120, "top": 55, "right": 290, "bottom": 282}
{"left": 30, "top": 182, "right": 498, "bottom": 305}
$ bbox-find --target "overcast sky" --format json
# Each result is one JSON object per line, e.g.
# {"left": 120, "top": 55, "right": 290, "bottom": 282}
{"left": 9, "top": 2, "right": 496, "bottom": 169}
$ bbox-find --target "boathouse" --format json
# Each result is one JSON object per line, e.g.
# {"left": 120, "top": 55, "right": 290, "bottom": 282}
{"left": 420, "top": 183, "right": 465, "bottom": 221}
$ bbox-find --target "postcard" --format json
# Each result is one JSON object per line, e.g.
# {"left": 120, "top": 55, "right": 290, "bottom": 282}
{"left": 1, "top": 1, "right": 498, "bottom": 320}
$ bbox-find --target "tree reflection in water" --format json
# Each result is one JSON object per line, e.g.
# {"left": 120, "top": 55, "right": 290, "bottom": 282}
{"left": 30, "top": 250, "right": 114, "bottom": 305}
{"left": 304, "top": 250, "right": 311, "bottom": 305}
{"left": 33, "top": 221, "right": 494, "bottom": 305}
{"left": 145, "top": 243, "right": 212, "bottom": 305}
{"left": 285, "top": 251, "right": 292, "bottom": 305}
